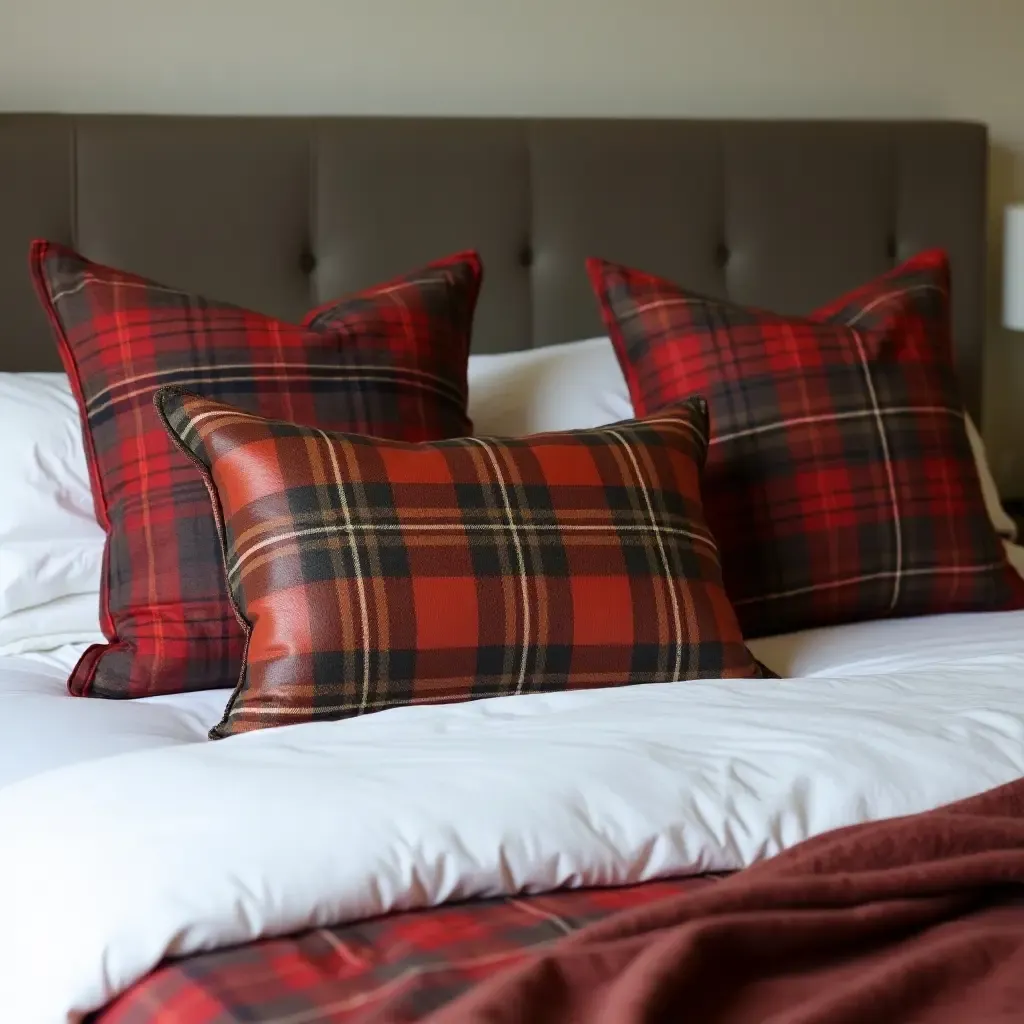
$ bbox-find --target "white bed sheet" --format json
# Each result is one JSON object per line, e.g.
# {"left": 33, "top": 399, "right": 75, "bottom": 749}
{"left": 0, "top": 650, "right": 228, "bottom": 789}
{"left": 2, "top": 573, "right": 1024, "bottom": 792}
{"left": 1, "top": 585, "right": 1023, "bottom": 1021}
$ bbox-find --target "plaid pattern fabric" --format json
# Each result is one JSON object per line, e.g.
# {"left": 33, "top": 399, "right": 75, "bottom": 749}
{"left": 95, "top": 875, "right": 726, "bottom": 1024}
{"left": 32, "top": 241, "right": 481, "bottom": 699}
{"left": 588, "top": 251, "right": 1024, "bottom": 639}
{"left": 157, "top": 389, "right": 764, "bottom": 738}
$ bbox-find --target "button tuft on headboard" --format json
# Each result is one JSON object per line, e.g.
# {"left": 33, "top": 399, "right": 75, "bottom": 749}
{"left": 0, "top": 114, "right": 988, "bottom": 412}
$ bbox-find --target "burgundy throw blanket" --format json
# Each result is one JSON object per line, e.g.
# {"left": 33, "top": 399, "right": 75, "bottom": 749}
{"left": 433, "top": 778, "right": 1024, "bottom": 1024}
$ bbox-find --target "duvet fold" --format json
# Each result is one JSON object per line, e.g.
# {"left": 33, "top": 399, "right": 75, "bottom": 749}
{"left": 437, "top": 777, "right": 1024, "bottom": 1024}
{"left": 2, "top": 664, "right": 1024, "bottom": 1023}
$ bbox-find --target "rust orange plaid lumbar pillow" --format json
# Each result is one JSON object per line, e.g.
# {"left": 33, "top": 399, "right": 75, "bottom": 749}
{"left": 156, "top": 388, "right": 765, "bottom": 738}
{"left": 32, "top": 241, "right": 481, "bottom": 700}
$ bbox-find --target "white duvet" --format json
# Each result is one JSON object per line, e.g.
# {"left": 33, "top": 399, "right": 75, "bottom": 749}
{"left": 1, "top": 609, "right": 1024, "bottom": 1023}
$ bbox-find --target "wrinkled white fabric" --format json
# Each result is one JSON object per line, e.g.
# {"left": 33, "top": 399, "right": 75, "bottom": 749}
{"left": 2, "top": 608, "right": 1024, "bottom": 1022}
{"left": 0, "top": 373, "right": 105, "bottom": 652}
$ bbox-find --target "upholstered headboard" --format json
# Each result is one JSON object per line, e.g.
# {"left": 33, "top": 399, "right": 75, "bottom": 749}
{"left": 0, "top": 115, "right": 988, "bottom": 417}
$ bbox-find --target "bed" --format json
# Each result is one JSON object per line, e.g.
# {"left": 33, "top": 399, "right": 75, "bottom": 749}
{"left": 0, "top": 115, "right": 1023, "bottom": 1023}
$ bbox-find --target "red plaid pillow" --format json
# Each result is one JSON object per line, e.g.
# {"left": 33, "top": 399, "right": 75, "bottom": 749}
{"left": 156, "top": 388, "right": 765, "bottom": 738}
{"left": 588, "top": 251, "right": 1024, "bottom": 638}
{"left": 32, "top": 241, "right": 481, "bottom": 698}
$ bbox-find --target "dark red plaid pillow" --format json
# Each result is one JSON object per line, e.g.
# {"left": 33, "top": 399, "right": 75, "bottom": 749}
{"left": 156, "top": 388, "right": 765, "bottom": 738}
{"left": 588, "top": 251, "right": 1024, "bottom": 638}
{"left": 32, "top": 241, "right": 481, "bottom": 698}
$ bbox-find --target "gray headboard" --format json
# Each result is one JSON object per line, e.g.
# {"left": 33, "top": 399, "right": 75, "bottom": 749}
{"left": 0, "top": 115, "right": 988, "bottom": 417}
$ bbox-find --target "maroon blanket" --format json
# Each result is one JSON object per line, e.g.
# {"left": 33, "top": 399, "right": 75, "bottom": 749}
{"left": 434, "top": 778, "right": 1024, "bottom": 1024}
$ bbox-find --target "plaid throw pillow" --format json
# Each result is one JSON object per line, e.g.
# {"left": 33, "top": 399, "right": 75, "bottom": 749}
{"left": 588, "top": 251, "right": 1024, "bottom": 638}
{"left": 32, "top": 241, "right": 481, "bottom": 699}
{"left": 156, "top": 388, "right": 765, "bottom": 738}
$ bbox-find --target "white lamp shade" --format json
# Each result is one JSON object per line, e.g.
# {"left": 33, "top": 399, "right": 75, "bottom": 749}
{"left": 1005, "top": 204, "right": 1024, "bottom": 331}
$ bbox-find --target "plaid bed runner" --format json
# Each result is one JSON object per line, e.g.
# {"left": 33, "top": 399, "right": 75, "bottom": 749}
{"left": 95, "top": 875, "right": 725, "bottom": 1023}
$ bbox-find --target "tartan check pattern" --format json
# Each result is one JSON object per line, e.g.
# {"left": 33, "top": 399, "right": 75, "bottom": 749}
{"left": 32, "top": 241, "right": 481, "bottom": 699}
{"left": 588, "top": 250, "right": 1024, "bottom": 639}
{"left": 157, "top": 388, "right": 764, "bottom": 738}
{"left": 95, "top": 875, "right": 726, "bottom": 1024}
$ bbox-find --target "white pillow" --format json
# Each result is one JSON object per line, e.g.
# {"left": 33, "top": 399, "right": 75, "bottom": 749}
{"left": 965, "top": 414, "right": 1017, "bottom": 542}
{"left": 468, "top": 337, "right": 632, "bottom": 436}
{"left": 1006, "top": 541, "right": 1024, "bottom": 579}
{"left": 0, "top": 373, "right": 105, "bottom": 653}
{"left": 468, "top": 337, "right": 1018, "bottom": 544}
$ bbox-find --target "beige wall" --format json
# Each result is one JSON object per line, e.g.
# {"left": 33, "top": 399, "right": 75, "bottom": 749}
{"left": 4, "top": 0, "right": 1024, "bottom": 490}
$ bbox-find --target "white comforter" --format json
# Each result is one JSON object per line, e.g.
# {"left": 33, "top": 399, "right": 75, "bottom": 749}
{"left": 1, "top": 608, "right": 1024, "bottom": 1023}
